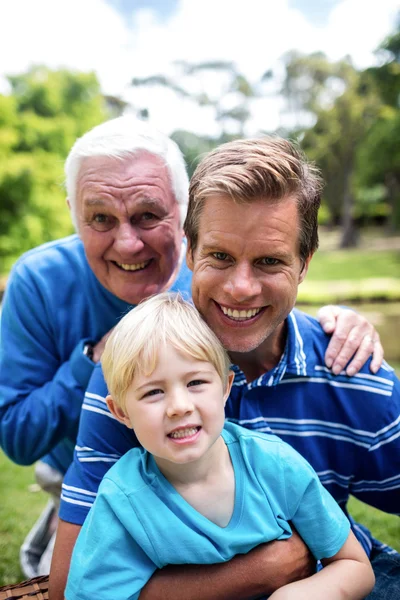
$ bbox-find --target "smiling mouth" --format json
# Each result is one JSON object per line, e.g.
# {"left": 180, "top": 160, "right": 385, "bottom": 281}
{"left": 113, "top": 259, "right": 151, "bottom": 272}
{"left": 168, "top": 426, "right": 201, "bottom": 439}
{"left": 219, "top": 304, "right": 263, "bottom": 321}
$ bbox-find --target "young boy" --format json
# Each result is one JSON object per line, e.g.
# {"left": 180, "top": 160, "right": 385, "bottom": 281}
{"left": 65, "top": 293, "right": 374, "bottom": 600}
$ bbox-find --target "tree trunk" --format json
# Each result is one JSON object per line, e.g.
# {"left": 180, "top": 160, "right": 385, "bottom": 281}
{"left": 385, "top": 173, "right": 400, "bottom": 233}
{"left": 340, "top": 161, "right": 359, "bottom": 248}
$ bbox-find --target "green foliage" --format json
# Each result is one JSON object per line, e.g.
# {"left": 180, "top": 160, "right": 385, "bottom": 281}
{"left": 0, "top": 66, "right": 108, "bottom": 275}
{"left": 281, "top": 17, "right": 400, "bottom": 241}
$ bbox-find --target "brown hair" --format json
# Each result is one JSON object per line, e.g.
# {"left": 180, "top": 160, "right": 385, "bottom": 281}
{"left": 185, "top": 137, "right": 323, "bottom": 263}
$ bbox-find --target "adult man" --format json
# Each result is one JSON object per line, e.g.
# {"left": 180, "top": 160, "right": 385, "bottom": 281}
{"left": 0, "top": 117, "right": 369, "bottom": 579}
{"left": 50, "top": 136, "right": 398, "bottom": 599}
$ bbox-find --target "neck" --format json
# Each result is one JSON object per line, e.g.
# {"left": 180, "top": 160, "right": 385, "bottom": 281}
{"left": 155, "top": 435, "right": 228, "bottom": 486}
{"left": 229, "top": 321, "right": 287, "bottom": 381}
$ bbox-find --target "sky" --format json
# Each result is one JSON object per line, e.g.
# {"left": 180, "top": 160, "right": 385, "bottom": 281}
{"left": 0, "top": 0, "right": 398, "bottom": 136}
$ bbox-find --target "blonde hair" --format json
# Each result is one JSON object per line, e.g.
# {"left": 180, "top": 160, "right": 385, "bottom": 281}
{"left": 185, "top": 136, "right": 323, "bottom": 263}
{"left": 102, "top": 292, "right": 231, "bottom": 409}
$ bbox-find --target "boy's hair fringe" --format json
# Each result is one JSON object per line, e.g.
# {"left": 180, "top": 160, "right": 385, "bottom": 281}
{"left": 102, "top": 292, "right": 231, "bottom": 409}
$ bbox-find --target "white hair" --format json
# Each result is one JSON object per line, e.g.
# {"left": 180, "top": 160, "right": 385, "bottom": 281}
{"left": 65, "top": 116, "right": 189, "bottom": 229}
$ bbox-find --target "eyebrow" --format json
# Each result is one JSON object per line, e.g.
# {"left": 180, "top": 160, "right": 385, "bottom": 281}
{"left": 83, "top": 197, "right": 167, "bottom": 211}
{"left": 135, "top": 369, "right": 215, "bottom": 392}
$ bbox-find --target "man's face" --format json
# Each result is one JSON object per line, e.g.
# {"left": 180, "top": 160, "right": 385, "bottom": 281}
{"left": 74, "top": 153, "right": 182, "bottom": 305}
{"left": 187, "top": 194, "right": 310, "bottom": 359}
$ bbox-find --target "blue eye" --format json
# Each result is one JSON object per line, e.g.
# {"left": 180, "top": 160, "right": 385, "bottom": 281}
{"left": 260, "top": 257, "right": 279, "bottom": 266}
{"left": 141, "top": 212, "right": 157, "bottom": 221}
{"left": 91, "top": 214, "right": 115, "bottom": 232}
{"left": 213, "top": 252, "right": 228, "bottom": 261}
{"left": 143, "top": 388, "right": 163, "bottom": 398}
{"left": 187, "top": 380, "right": 206, "bottom": 387}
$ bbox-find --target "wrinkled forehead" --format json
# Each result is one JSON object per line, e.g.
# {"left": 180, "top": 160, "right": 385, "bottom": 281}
{"left": 76, "top": 152, "right": 175, "bottom": 204}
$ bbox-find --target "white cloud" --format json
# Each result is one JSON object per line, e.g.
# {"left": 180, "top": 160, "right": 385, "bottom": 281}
{"left": 0, "top": 0, "right": 398, "bottom": 135}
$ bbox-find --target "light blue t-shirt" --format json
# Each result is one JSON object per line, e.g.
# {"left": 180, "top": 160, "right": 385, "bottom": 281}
{"left": 66, "top": 422, "right": 350, "bottom": 600}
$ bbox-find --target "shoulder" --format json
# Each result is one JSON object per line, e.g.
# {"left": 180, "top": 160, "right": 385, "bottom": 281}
{"left": 290, "top": 309, "right": 330, "bottom": 356}
{"left": 9, "top": 235, "right": 87, "bottom": 283}
{"left": 102, "top": 449, "right": 153, "bottom": 496}
{"left": 223, "top": 421, "right": 290, "bottom": 463}
{"left": 289, "top": 308, "right": 399, "bottom": 401}
{"left": 86, "top": 363, "right": 109, "bottom": 397}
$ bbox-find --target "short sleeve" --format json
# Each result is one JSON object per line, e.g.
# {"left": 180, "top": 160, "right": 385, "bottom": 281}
{"left": 65, "top": 478, "right": 157, "bottom": 600}
{"left": 280, "top": 443, "right": 350, "bottom": 559}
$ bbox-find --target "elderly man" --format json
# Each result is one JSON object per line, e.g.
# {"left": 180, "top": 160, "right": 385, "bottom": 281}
{"left": 0, "top": 117, "right": 193, "bottom": 576}
{"left": 50, "top": 135, "right": 398, "bottom": 599}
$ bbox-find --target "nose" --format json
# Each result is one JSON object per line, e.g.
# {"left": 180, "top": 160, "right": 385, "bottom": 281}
{"left": 113, "top": 223, "right": 144, "bottom": 257}
{"left": 166, "top": 389, "right": 194, "bottom": 419}
{"left": 222, "top": 261, "right": 262, "bottom": 302}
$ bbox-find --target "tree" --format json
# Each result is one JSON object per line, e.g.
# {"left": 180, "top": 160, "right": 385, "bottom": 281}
{"left": 356, "top": 18, "right": 400, "bottom": 231}
{"left": 0, "top": 66, "right": 109, "bottom": 274}
{"left": 281, "top": 52, "right": 382, "bottom": 246}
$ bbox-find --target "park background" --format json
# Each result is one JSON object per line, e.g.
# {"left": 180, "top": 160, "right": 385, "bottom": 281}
{"left": 0, "top": 0, "right": 399, "bottom": 586}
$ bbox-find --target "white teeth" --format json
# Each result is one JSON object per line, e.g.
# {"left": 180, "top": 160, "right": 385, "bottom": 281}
{"left": 116, "top": 261, "right": 149, "bottom": 271}
{"left": 169, "top": 427, "right": 199, "bottom": 439}
{"left": 220, "top": 306, "right": 261, "bottom": 320}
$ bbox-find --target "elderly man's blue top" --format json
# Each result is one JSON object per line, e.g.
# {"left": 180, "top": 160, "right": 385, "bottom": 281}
{"left": 60, "top": 308, "right": 400, "bottom": 558}
{"left": 0, "top": 234, "right": 192, "bottom": 473}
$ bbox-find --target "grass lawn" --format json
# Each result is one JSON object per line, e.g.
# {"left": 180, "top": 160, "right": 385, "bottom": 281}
{"left": 298, "top": 248, "right": 400, "bottom": 303}
{"left": 0, "top": 453, "right": 47, "bottom": 586}
{"left": 296, "top": 228, "right": 400, "bottom": 304}
{"left": 1, "top": 450, "right": 399, "bottom": 587}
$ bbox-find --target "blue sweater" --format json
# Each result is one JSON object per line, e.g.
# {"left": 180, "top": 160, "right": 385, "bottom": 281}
{"left": 0, "top": 235, "right": 192, "bottom": 473}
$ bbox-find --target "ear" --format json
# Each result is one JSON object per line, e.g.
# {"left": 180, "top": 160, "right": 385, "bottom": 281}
{"left": 299, "top": 253, "right": 313, "bottom": 284}
{"left": 223, "top": 371, "right": 235, "bottom": 406}
{"left": 106, "top": 395, "right": 133, "bottom": 429}
{"left": 186, "top": 239, "right": 194, "bottom": 272}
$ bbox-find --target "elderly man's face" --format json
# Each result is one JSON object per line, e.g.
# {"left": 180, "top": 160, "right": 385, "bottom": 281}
{"left": 187, "top": 194, "right": 310, "bottom": 361}
{"left": 75, "top": 153, "right": 182, "bottom": 305}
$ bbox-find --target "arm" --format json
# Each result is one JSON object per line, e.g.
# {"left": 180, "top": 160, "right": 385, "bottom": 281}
{"left": 50, "top": 520, "right": 81, "bottom": 600}
{"left": 141, "top": 531, "right": 314, "bottom": 600}
{"left": 0, "top": 270, "right": 91, "bottom": 464}
{"left": 269, "top": 531, "right": 374, "bottom": 600}
{"left": 51, "top": 524, "right": 314, "bottom": 600}
{"left": 317, "top": 305, "right": 383, "bottom": 375}
{"left": 0, "top": 267, "right": 111, "bottom": 465}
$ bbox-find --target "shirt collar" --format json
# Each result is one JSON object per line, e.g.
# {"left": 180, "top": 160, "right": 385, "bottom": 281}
{"left": 231, "top": 308, "right": 318, "bottom": 388}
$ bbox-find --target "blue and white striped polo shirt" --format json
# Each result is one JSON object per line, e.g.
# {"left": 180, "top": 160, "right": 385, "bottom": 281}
{"left": 60, "top": 309, "right": 400, "bottom": 557}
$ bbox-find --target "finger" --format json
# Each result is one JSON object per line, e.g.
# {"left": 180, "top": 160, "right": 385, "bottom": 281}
{"left": 327, "top": 330, "right": 364, "bottom": 374}
{"left": 324, "top": 328, "right": 349, "bottom": 369}
{"left": 317, "top": 305, "right": 341, "bottom": 334}
{"left": 370, "top": 334, "right": 384, "bottom": 374}
{"left": 344, "top": 334, "right": 376, "bottom": 376}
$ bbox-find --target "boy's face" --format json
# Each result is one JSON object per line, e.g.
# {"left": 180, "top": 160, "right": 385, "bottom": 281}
{"left": 107, "top": 346, "right": 233, "bottom": 472}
